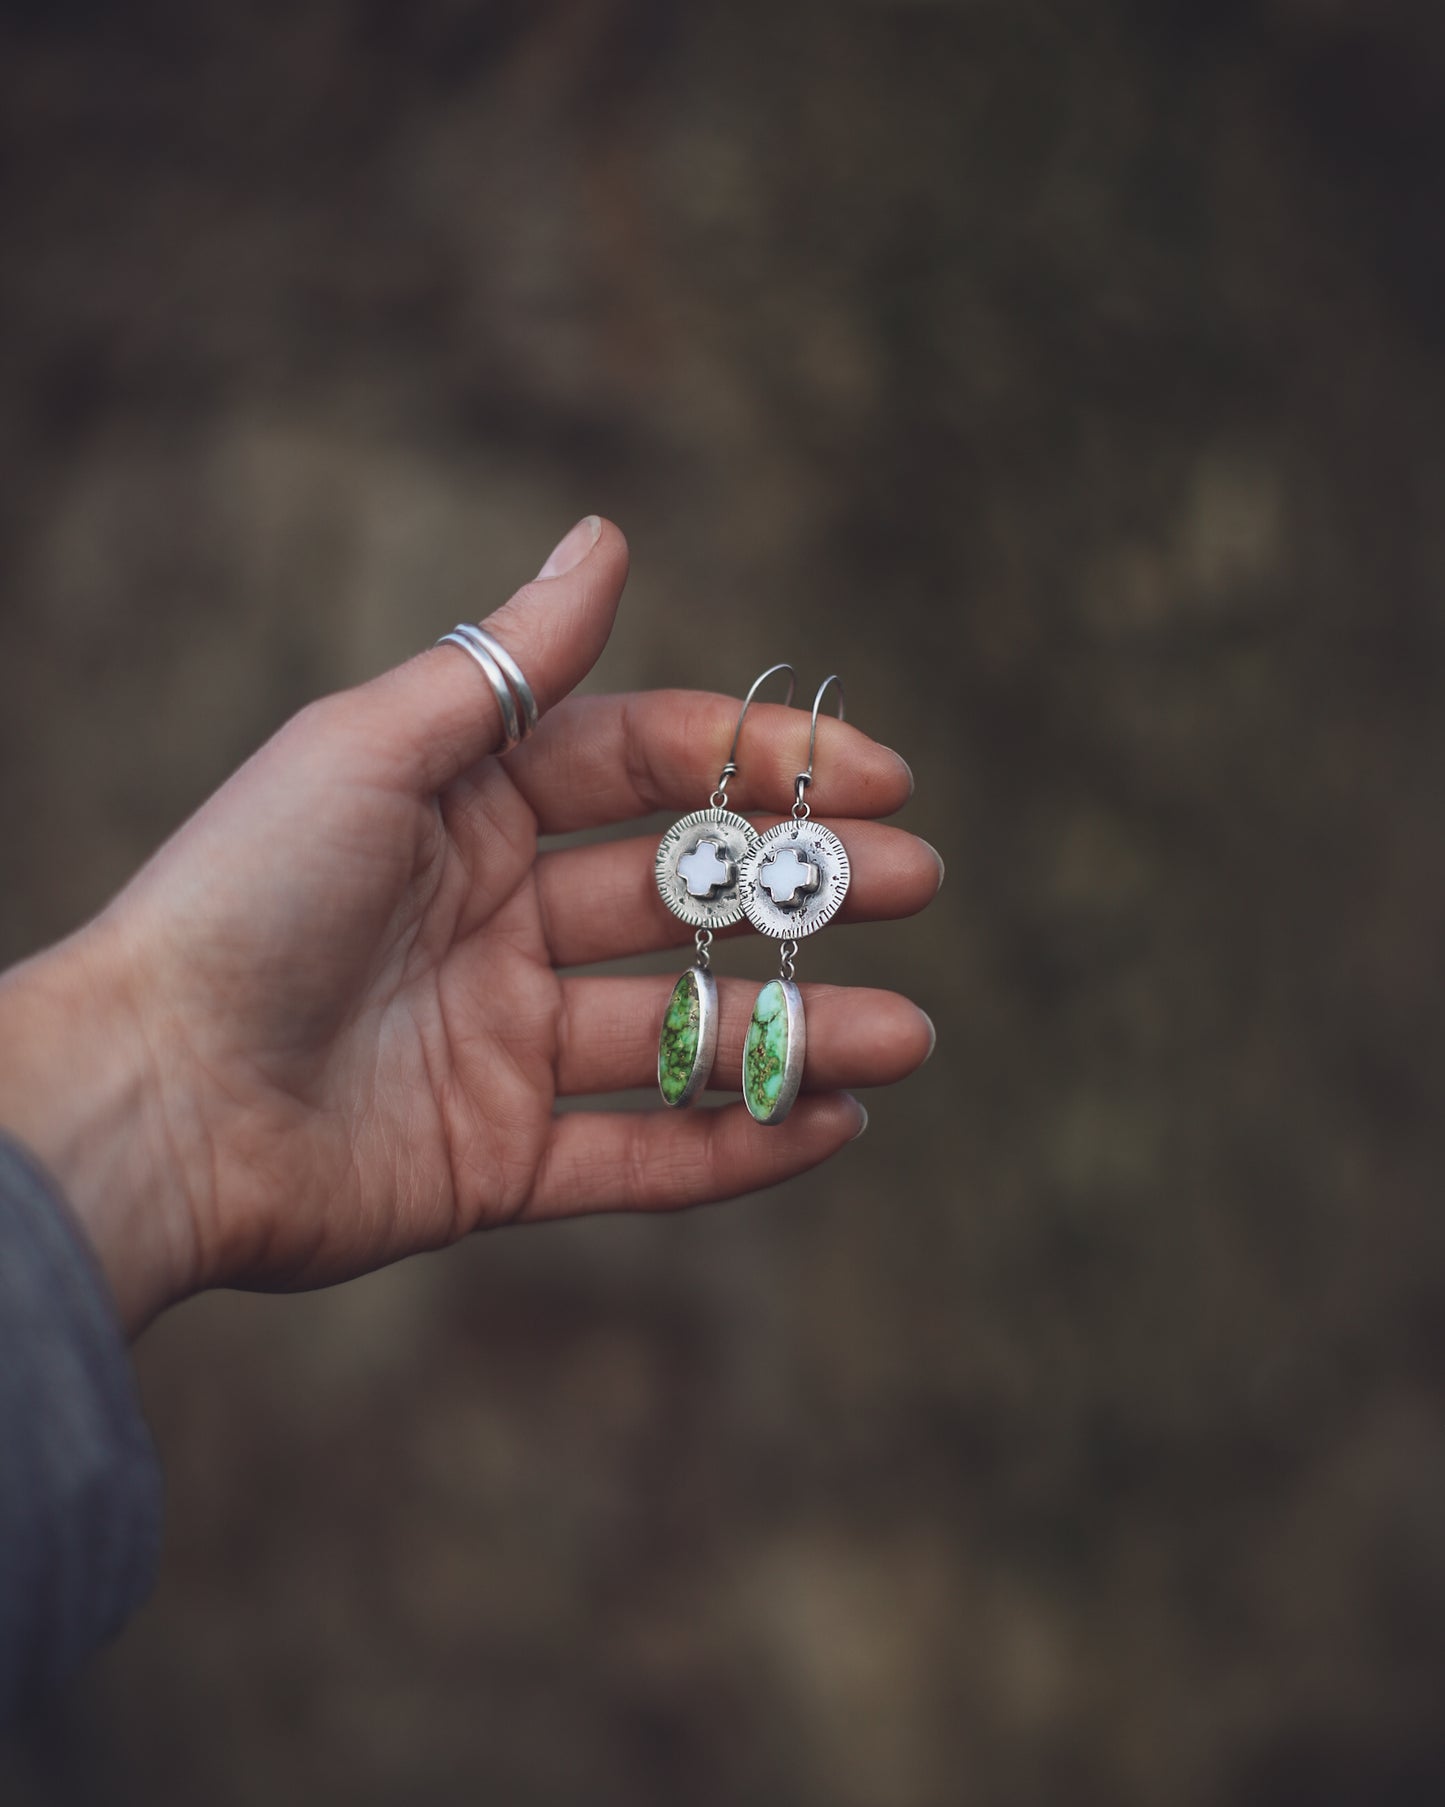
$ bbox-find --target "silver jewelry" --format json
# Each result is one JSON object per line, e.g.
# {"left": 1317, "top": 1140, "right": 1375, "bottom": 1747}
{"left": 655, "top": 664, "right": 796, "bottom": 1108}
{"left": 737, "top": 676, "right": 850, "bottom": 1125}
{"left": 436, "top": 622, "right": 540, "bottom": 752}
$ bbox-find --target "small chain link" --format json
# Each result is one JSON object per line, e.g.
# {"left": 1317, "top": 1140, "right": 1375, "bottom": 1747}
{"left": 792, "top": 773, "right": 812, "bottom": 819}
{"left": 694, "top": 928, "right": 714, "bottom": 971}
{"left": 709, "top": 788, "right": 729, "bottom": 810}
{"left": 779, "top": 939, "right": 798, "bottom": 983}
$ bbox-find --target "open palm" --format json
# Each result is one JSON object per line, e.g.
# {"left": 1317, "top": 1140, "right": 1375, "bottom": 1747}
{"left": 8, "top": 520, "right": 939, "bottom": 1328}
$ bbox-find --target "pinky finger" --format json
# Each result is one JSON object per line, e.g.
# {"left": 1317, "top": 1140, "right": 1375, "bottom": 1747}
{"left": 522, "top": 1094, "right": 867, "bottom": 1223}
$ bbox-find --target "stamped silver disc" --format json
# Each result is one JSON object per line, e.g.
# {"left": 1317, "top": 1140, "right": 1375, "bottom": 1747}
{"left": 738, "top": 820, "right": 851, "bottom": 939}
{"left": 655, "top": 808, "right": 759, "bottom": 930}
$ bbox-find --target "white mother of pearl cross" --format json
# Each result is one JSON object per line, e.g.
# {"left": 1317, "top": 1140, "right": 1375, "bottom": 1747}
{"left": 758, "top": 847, "right": 823, "bottom": 908}
{"left": 678, "top": 839, "right": 735, "bottom": 900}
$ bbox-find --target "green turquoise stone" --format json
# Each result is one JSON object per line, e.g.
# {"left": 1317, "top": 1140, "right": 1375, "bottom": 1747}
{"left": 658, "top": 971, "right": 703, "bottom": 1105}
{"left": 744, "top": 980, "right": 790, "bottom": 1119}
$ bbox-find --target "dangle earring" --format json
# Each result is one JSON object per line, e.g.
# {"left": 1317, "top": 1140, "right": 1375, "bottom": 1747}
{"left": 654, "top": 663, "right": 798, "bottom": 1107}
{"left": 737, "top": 676, "right": 852, "bottom": 1125}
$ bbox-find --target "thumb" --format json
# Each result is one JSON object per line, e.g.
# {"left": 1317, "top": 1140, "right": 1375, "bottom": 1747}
{"left": 351, "top": 514, "right": 628, "bottom": 792}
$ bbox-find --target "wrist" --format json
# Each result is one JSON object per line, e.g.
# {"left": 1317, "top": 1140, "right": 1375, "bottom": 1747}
{"left": 0, "top": 925, "right": 200, "bottom": 1335}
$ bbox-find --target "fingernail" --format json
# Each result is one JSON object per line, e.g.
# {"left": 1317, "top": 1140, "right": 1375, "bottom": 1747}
{"left": 891, "top": 750, "right": 915, "bottom": 798}
{"left": 920, "top": 1011, "right": 937, "bottom": 1063}
{"left": 848, "top": 1097, "right": 869, "bottom": 1140}
{"left": 922, "top": 840, "right": 945, "bottom": 888}
{"left": 537, "top": 515, "right": 602, "bottom": 580}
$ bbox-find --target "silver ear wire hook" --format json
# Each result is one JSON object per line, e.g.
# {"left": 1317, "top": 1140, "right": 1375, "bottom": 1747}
{"left": 712, "top": 662, "right": 798, "bottom": 807}
{"left": 794, "top": 674, "right": 845, "bottom": 817}
{"left": 656, "top": 661, "right": 800, "bottom": 1109}
{"left": 736, "top": 670, "right": 852, "bottom": 1125}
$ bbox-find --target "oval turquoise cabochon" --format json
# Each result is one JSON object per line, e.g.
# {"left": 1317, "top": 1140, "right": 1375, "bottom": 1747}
{"left": 744, "top": 979, "right": 805, "bottom": 1125}
{"left": 658, "top": 969, "right": 703, "bottom": 1106}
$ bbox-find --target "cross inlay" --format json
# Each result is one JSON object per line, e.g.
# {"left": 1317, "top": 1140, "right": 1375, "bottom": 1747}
{"left": 678, "top": 839, "right": 735, "bottom": 900}
{"left": 759, "top": 847, "right": 822, "bottom": 908}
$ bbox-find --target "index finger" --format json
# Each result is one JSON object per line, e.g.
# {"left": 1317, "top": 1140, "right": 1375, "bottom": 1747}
{"left": 502, "top": 690, "right": 914, "bottom": 833}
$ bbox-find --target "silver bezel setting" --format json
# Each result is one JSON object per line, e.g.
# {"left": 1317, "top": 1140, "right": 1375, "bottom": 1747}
{"left": 655, "top": 808, "right": 759, "bottom": 930}
{"left": 660, "top": 965, "right": 719, "bottom": 1109}
{"left": 745, "top": 979, "right": 807, "bottom": 1126}
{"left": 737, "top": 821, "right": 851, "bottom": 940}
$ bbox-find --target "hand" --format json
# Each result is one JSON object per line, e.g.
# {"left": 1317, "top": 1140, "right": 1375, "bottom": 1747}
{"left": 0, "top": 518, "right": 941, "bottom": 1333}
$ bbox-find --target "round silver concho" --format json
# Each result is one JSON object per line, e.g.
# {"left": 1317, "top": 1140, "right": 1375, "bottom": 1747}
{"left": 655, "top": 808, "right": 760, "bottom": 930}
{"left": 738, "top": 820, "right": 851, "bottom": 940}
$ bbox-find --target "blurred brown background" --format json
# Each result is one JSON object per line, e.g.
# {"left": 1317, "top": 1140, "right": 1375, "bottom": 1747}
{"left": 3, "top": 1, "right": 1445, "bottom": 1802}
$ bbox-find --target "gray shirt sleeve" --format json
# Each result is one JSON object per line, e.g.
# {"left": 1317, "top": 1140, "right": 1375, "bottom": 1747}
{"left": 0, "top": 1134, "right": 163, "bottom": 1720}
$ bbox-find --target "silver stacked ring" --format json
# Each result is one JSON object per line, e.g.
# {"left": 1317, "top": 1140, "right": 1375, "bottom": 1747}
{"left": 436, "top": 623, "right": 541, "bottom": 752}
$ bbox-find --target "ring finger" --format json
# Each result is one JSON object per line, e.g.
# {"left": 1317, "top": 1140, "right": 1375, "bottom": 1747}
{"left": 557, "top": 976, "right": 935, "bottom": 1096}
